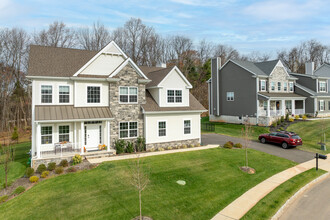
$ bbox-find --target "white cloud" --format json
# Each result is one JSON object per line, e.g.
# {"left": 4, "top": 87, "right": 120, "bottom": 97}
{"left": 170, "top": 0, "right": 235, "bottom": 7}
{"left": 243, "top": 0, "right": 325, "bottom": 21}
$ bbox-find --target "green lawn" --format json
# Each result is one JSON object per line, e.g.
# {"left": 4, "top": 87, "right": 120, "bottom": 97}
{"left": 242, "top": 168, "right": 326, "bottom": 220}
{"left": 0, "top": 148, "right": 296, "bottom": 220}
{"left": 0, "top": 142, "right": 31, "bottom": 188}
{"left": 201, "top": 116, "right": 269, "bottom": 139}
{"left": 287, "top": 120, "right": 330, "bottom": 154}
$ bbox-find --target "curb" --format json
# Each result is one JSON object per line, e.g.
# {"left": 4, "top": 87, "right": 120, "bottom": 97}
{"left": 271, "top": 172, "right": 330, "bottom": 220}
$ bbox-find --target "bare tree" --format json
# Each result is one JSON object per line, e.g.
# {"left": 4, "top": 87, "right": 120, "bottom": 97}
{"left": 197, "top": 39, "right": 214, "bottom": 64}
{"left": 246, "top": 51, "right": 271, "bottom": 62}
{"left": 78, "top": 21, "right": 111, "bottom": 51}
{"left": 241, "top": 117, "right": 253, "bottom": 172}
{"left": 130, "top": 154, "right": 150, "bottom": 220}
{"left": 0, "top": 142, "right": 15, "bottom": 189}
{"left": 213, "top": 44, "right": 240, "bottom": 65}
{"left": 33, "top": 21, "right": 76, "bottom": 48}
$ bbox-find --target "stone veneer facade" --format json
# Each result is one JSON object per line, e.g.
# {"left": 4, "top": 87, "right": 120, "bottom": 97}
{"left": 109, "top": 64, "right": 146, "bottom": 147}
{"left": 146, "top": 138, "right": 200, "bottom": 150}
{"left": 267, "top": 66, "right": 294, "bottom": 93}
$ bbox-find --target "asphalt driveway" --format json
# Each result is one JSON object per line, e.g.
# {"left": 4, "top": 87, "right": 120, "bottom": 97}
{"left": 202, "top": 133, "right": 315, "bottom": 163}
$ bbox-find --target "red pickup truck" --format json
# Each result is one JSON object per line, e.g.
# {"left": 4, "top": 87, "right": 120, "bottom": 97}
{"left": 258, "top": 131, "right": 303, "bottom": 149}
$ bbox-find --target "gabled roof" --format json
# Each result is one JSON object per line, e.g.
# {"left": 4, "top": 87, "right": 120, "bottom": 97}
{"left": 255, "top": 59, "right": 280, "bottom": 76}
{"left": 27, "top": 45, "right": 98, "bottom": 77}
{"left": 314, "top": 63, "right": 330, "bottom": 77}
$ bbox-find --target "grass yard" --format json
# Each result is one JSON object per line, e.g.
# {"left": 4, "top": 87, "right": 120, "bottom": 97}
{"left": 201, "top": 116, "right": 269, "bottom": 139}
{"left": 287, "top": 120, "right": 330, "bottom": 154}
{"left": 0, "top": 148, "right": 296, "bottom": 220}
{"left": 242, "top": 168, "right": 326, "bottom": 220}
{"left": 0, "top": 142, "right": 31, "bottom": 189}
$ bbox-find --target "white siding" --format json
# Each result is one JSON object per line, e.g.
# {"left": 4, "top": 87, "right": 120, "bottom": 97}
{"left": 145, "top": 113, "right": 201, "bottom": 144}
{"left": 74, "top": 81, "right": 109, "bottom": 107}
{"left": 148, "top": 88, "right": 160, "bottom": 105}
{"left": 80, "top": 54, "right": 125, "bottom": 76}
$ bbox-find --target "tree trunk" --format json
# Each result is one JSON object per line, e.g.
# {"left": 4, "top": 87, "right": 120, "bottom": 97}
{"left": 139, "top": 190, "right": 142, "bottom": 220}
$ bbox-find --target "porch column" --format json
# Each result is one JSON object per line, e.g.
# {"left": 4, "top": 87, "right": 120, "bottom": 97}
{"left": 74, "top": 122, "right": 77, "bottom": 150}
{"left": 292, "top": 100, "right": 295, "bottom": 115}
{"left": 81, "top": 121, "right": 84, "bottom": 154}
{"left": 303, "top": 99, "right": 305, "bottom": 114}
{"left": 267, "top": 100, "right": 270, "bottom": 117}
{"left": 36, "top": 123, "right": 41, "bottom": 159}
{"left": 281, "top": 100, "right": 285, "bottom": 116}
{"left": 107, "top": 121, "right": 111, "bottom": 152}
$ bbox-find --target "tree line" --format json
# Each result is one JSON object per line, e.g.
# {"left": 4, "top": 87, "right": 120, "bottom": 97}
{"left": 1, "top": 18, "right": 330, "bottom": 132}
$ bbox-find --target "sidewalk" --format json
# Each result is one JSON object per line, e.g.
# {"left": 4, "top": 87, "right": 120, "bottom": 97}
{"left": 212, "top": 153, "right": 330, "bottom": 220}
{"left": 87, "top": 144, "right": 219, "bottom": 163}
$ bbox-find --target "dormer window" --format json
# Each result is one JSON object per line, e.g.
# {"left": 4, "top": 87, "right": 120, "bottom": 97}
{"left": 167, "top": 90, "right": 182, "bottom": 103}
{"left": 319, "top": 81, "right": 327, "bottom": 92}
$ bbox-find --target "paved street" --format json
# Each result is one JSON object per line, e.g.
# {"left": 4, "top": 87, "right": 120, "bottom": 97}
{"left": 279, "top": 176, "right": 330, "bottom": 220}
{"left": 202, "top": 133, "right": 315, "bottom": 163}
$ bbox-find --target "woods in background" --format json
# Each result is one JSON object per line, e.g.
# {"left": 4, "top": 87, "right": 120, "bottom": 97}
{"left": 1, "top": 18, "right": 330, "bottom": 133}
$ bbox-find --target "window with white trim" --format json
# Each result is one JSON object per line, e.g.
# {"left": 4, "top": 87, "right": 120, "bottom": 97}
{"left": 226, "top": 92, "right": 234, "bottom": 101}
{"left": 263, "top": 101, "right": 267, "bottom": 110}
{"left": 167, "top": 90, "right": 182, "bottom": 103}
{"left": 119, "top": 122, "right": 138, "bottom": 138}
{"left": 158, "top": 121, "right": 166, "bottom": 137}
{"left": 59, "top": 86, "right": 70, "bottom": 103}
{"left": 277, "top": 82, "right": 281, "bottom": 91}
{"left": 41, "top": 85, "right": 52, "bottom": 103}
{"left": 284, "top": 83, "right": 287, "bottom": 91}
{"left": 59, "top": 125, "right": 69, "bottom": 142}
{"left": 320, "top": 100, "right": 325, "bottom": 111}
{"left": 285, "top": 100, "right": 292, "bottom": 110}
{"left": 41, "top": 126, "right": 52, "bottom": 144}
{"left": 271, "top": 82, "right": 275, "bottom": 91}
{"left": 87, "top": 86, "right": 100, "bottom": 103}
{"left": 289, "top": 82, "right": 294, "bottom": 92}
{"left": 120, "top": 87, "right": 138, "bottom": 103}
{"left": 184, "top": 120, "right": 191, "bottom": 134}
{"left": 260, "top": 80, "right": 266, "bottom": 91}
{"left": 319, "top": 81, "right": 326, "bottom": 92}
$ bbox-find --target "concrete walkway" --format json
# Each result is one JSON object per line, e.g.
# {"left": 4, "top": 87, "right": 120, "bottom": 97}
{"left": 87, "top": 144, "right": 219, "bottom": 163}
{"left": 212, "top": 153, "right": 330, "bottom": 220}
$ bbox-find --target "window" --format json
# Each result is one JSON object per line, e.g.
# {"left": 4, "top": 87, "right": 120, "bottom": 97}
{"left": 87, "top": 86, "right": 100, "bottom": 103}
{"left": 120, "top": 87, "right": 138, "bottom": 103}
{"left": 271, "top": 82, "right": 275, "bottom": 91}
{"left": 289, "top": 82, "right": 294, "bottom": 92}
{"left": 184, "top": 120, "right": 191, "bottom": 134}
{"left": 167, "top": 90, "right": 182, "bottom": 103}
{"left": 158, "top": 121, "right": 166, "bottom": 137}
{"left": 284, "top": 83, "right": 287, "bottom": 91}
{"left": 260, "top": 80, "right": 266, "bottom": 91}
{"left": 226, "top": 92, "right": 234, "bottom": 101}
{"left": 263, "top": 101, "right": 267, "bottom": 110}
{"left": 59, "top": 125, "right": 69, "bottom": 142}
{"left": 119, "top": 122, "right": 138, "bottom": 138}
{"left": 285, "top": 100, "right": 292, "bottom": 110}
{"left": 319, "top": 81, "right": 327, "bottom": 92}
{"left": 59, "top": 86, "right": 70, "bottom": 103}
{"left": 41, "top": 126, "right": 52, "bottom": 144}
{"left": 41, "top": 85, "right": 52, "bottom": 103}
{"left": 277, "top": 82, "right": 281, "bottom": 91}
{"left": 320, "top": 100, "right": 325, "bottom": 111}
{"left": 99, "top": 125, "right": 102, "bottom": 144}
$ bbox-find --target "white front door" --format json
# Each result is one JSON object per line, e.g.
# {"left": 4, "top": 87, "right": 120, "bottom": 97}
{"left": 85, "top": 124, "right": 101, "bottom": 150}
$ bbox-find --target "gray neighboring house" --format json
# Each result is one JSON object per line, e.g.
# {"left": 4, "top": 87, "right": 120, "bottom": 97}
{"left": 207, "top": 58, "right": 330, "bottom": 126}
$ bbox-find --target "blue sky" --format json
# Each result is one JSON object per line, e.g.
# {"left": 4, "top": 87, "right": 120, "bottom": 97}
{"left": 1, "top": 0, "right": 330, "bottom": 56}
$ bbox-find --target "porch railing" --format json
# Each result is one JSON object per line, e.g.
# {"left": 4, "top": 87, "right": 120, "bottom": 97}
{"left": 270, "top": 110, "right": 282, "bottom": 116}
{"left": 295, "top": 109, "right": 305, "bottom": 115}
{"left": 40, "top": 143, "right": 81, "bottom": 158}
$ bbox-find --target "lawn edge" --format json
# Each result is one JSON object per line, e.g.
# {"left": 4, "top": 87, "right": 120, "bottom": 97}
{"left": 271, "top": 171, "right": 329, "bottom": 220}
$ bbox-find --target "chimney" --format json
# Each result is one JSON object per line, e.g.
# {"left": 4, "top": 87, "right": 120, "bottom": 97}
{"left": 156, "top": 62, "right": 167, "bottom": 68}
{"left": 210, "top": 57, "right": 221, "bottom": 116}
{"left": 305, "top": 62, "right": 314, "bottom": 75}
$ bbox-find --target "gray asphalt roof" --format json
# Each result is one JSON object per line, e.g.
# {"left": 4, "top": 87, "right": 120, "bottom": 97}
{"left": 314, "top": 63, "right": 330, "bottom": 77}
{"left": 231, "top": 59, "right": 280, "bottom": 76}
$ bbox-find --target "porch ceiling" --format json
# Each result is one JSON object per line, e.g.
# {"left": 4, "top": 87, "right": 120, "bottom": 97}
{"left": 35, "top": 105, "right": 113, "bottom": 121}
{"left": 258, "top": 92, "right": 306, "bottom": 99}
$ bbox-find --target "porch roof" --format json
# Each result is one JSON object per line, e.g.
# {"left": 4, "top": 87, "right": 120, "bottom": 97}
{"left": 35, "top": 105, "right": 113, "bottom": 121}
{"left": 258, "top": 92, "right": 306, "bottom": 99}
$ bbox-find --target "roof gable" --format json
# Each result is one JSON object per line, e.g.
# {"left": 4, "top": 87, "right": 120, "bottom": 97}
{"left": 109, "top": 58, "right": 148, "bottom": 79}
{"left": 314, "top": 63, "right": 330, "bottom": 77}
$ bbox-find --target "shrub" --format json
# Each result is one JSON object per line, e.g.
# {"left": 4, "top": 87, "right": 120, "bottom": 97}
{"left": 41, "top": 171, "right": 49, "bottom": 178}
{"left": 12, "top": 186, "right": 25, "bottom": 196}
{"left": 72, "top": 154, "right": 82, "bottom": 165}
{"left": 136, "top": 136, "right": 146, "bottom": 152}
{"left": 55, "top": 166, "right": 64, "bottom": 174}
{"left": 289, "top": 118, "right": 294, "bottom": 122}
{"left": 67, "top": 167, "right": 77, "bottom": 173}
{"left": 223, "top": 141, "right": 233, "bottom": 149}
{"left": 302, "top": 115, "right": 307, "bottom": 120}
{"left": 126, "top": 142, "right": 134, "bottom": 153}
{"left": 25, "top": 167, "right": 34, "bottom": 178}
{"left": 277, "top": 119, "right": 282, "bottom": 125}
{"left": 299, "top": 114, "right": 303, "bottom": 118}
{"left": 167, "top": 146, "right": 173, "bottom": 150}
{"left": 36, "top": 164, "right": 47, "bottom": 174}
{"left": 272, "top": 121, "right": 277, "bottom": 127}
{"left": 0, "top": 195, "right": 8, "bottom": 203}
{"left": 181, "top": 144, "right": 188, "bottom": 149}
{"left": 11, "top": 126, "right": 19, "bottom": 142}
{"left": 195, "top": 143, "right": 201, "bottom": 147}
{"left": 47, "top": 162, "right": 56, "bottom": 171}
{"left": 115, "top": 139, "right": 126, "bottom": 154}
{"left": 189, "top": 144, "right": 194, "bottom": 148}
{"left": 157, "top": 147, "right": 165, "bottom": 151}
{"left": 234, "top": 143, "right": 243, "bottom": 148}
{"left": 29, "top": 176, "right": 39, "bottom": 183}
{"left": 59, "top": 159, "right": 69, "bottom": 167}
{"left": 280, "top": 116, "right": 284, "bottom": 122}
{"left": 295, "top": 115, "right": 300, "bottom": 120}
{"left": 147, "top": 147, "right": 155, "bottom": 152}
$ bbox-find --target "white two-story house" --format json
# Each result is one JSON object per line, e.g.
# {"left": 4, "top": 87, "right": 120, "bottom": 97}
{"left": 27, "top": 41, "right": 206, "bottom": 167}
